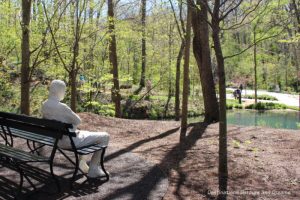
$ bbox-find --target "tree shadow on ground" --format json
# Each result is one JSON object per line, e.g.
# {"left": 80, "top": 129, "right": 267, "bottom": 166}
{"left": 102, "top": 122, "right": 212, "bottom": 200}
{"left": 106, "top": 127, "right": 180, "bottom": 161}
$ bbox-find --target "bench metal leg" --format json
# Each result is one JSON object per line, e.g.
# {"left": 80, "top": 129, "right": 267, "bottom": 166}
{"left": 100, "top": 148, "right": 109, "bottom": 181}
{"left": 70, "top": 152, "right": 79, "bottom": 188}
{"left": 15, "top": 167, "right": 24, "bottom": 200}
{"left": 50, "top": 161, "right": 61, "bottom": 193}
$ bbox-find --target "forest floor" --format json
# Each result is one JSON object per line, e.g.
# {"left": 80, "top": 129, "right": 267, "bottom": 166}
{"left": 78, "top": 113, "right": 300, "bottom": 200}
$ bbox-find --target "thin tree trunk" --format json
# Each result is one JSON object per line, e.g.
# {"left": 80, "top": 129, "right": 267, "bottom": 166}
{"left": 175, "top": 41, "right": 185, "bottom": 121}
{"left": 70, "top": 0, "right": 80, "bottom": 112}
{"left": 108, "top": 0, "right": 121, "bottom": 117}
{"left": 21, "top": 0, "right": 32, "bottom": 115}
{"left": 165, "top": 23, "right": 173, "bottom": 118}
{"left": 253, "top": 30, "right": 258, "bottom": 104}
{"left": 70, "top": 69, "right": 77, "bottom": 111}
{"left": 180, "top": 4, "right": 192, "bottom": 142}
{"left": 191, "top": 0, "right": 219, "bottom": 123}
{"left": 212, "top": 26, "right": 228, "bottom": 199}
{"left": 139, "top": 0, "right": 146, "bottom": 88}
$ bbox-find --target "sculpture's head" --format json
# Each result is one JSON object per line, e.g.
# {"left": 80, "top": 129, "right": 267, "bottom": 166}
{"left": 49, "top": 80, "right": 66, "bottom": 101}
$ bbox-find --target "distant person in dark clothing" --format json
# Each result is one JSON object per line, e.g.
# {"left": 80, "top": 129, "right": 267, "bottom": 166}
{"left": 239, "top": 84, "right": 243, "bottom": 94}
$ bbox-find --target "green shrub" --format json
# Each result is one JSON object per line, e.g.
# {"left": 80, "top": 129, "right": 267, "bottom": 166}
{"left": 129, "top": 95, "right": 140, "bottom": 101}
{"left": 245, "top": 102, "right": 287, "bottom": 110}
{"left": 226, "top": 99, "right": 242, "bottom": 110}
{"left": 233, "top": 103, "right": 243, "bottom": 109}
{"left": 84, "top": 101, "right": 115, "bottom": 116}
{"left": 243, "top": 94, "right": 278, "bottom": 101}
{"left": 226, "top": 103, "right": 234, "bottom": 110}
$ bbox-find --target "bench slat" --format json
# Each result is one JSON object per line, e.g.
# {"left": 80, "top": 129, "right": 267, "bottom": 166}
{"left": 76, "top": 144, "right": 107, "bottom": 155}
{"left": 9, "top": 128, "right": 55, "bottom": 146}
{"left": 1, "top": 119, "right": 63, "bottom": 139}
{"left": 0, "top": 112, "right": 72, "bottom": 129}
{"left": 0, "top": 144, "right": 48, "bottom": 163}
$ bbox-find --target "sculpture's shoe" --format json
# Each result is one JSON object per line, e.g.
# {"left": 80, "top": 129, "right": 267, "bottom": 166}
{"left": 87, "top": 166, "right": 109, "bottom": 178}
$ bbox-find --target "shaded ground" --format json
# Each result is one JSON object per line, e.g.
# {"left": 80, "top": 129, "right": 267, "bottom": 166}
{"left": 0, "top": 131, "right": 168, "bottom": 199}
{"left": 0, "top": 147, "right": 168, "bottom": 200}
{"left": 78, "top": 113, "right": 299, "bottom": 200}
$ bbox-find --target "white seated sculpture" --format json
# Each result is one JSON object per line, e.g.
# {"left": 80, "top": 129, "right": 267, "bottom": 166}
{"left": 41, "top": 80, "right": 109, "bottom": 178}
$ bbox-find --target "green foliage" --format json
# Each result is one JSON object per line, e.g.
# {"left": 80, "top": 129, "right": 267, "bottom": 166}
{"left": 0, "top": 0, "right": 298, "bottom": 121}
{"left": 243, "top": 94, "right": 278, "bottom": 101}
{"left": 84, "top": 101, "right": 115, "bottom": 117}
{"left": 245, "top": 102, "right": 288, "bottom": 110}
{"left": 296, "top": 123, "right": 300, "bottom": 129}
{"left": 226, "top": 99, "right": 243, "bottom": 110}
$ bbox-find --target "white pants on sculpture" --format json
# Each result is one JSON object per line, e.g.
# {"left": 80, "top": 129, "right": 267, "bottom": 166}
{"left": 73, "top": 131, "right": 109, "bottom": 148}
{"left": 59, "top": 131, "right": 110, "bottom": 168}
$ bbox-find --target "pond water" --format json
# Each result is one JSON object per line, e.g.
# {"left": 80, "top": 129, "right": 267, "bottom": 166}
{"left": 189, "top": 110, "right": 300, "bottom": 130}
{"left": 227, "top": 110, "right": 300, "bottom": 130}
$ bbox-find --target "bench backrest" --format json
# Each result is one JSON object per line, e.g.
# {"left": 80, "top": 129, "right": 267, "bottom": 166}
{"left": 0, "top": 112, "right": 76, "bottom": 139}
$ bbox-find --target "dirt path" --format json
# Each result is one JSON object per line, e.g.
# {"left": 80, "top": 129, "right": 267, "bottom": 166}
{"left": 227, "top": 88, "right": 299, "bottom": 107}
{"left": 79, "top": 113, "right": 300, "bottom": 200}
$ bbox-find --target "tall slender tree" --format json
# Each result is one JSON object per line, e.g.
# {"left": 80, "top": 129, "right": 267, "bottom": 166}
{"left": 210, "top": 2, "right": 228, "bottom": 197}
{"left": 180, "top": 2, "right": 192, "bottom": 141}
{"left": 169, "top": 0, "right": 185, "bottom": 121}
{"left": 108, "top": 0, "right": 121, "bottom": 117}
{"left": 20, "top": 0, "right": 32, "bottom": 115}
{"left": 139, "top": 0, "right": 146, "bottom": 88}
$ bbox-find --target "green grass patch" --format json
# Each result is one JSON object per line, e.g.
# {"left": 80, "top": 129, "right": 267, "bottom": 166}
{"left": 226, "top": 99, "right": 243, "bottom": 110}
{"left": 286, "top": 105, "right": 299, "bottom": 111}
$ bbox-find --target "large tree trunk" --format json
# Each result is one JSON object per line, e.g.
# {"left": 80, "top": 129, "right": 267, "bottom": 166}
{"left": 108, "top": 0, "right": 121, "bottom": 117}
{"left": 180, "top": 3, "right": 192, "bottom": 141}
{"left": 175, "top": 41, "right": 185, "bottom": 121}
{"left": 139, "top": 0, "right": 146, "bottom": 88}
{"left": 21, "top": 0, "right": 32, "bottom": 115}
{"left": 191, "top": 0, "right": 219, "bottom": 123}
{"left": 212, "top": 23, "right": 228, "bottom": 200}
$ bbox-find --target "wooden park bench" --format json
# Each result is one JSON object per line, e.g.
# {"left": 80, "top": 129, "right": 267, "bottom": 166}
{"left": 0, "top": 111, "right": 109, "bottom": 198}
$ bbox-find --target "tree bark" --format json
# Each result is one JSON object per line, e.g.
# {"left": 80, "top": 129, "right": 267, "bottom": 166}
{"left": 209, "top": 0, "right": 228, "bottom": 198}
{"left": 21, "top": 0, "right": 32, "bottom": 115}
{"left": 69, "top": 0, "right": 80, "bottom": 112}
{"left": 253, "top": 30, "right": 258, "bottom": 104}
{"left": 108, "top": 0, "right": 121, "bottom": 117}
{"left": 180, "top": 3, "right": 192, "bottom": 141}
{"left": 139, "top": 0, "right": 146, "bottom": 88}
{"left": 70, "top": 69, "right": 77, "bottom": 112}
{"left": 212, "top": 25, "right": 228, "bottom": 199}
{"left": 175, "top": 41, "right": 185, "bottom": 121}
{"left": 191, "top": 0, "right": 219, "bottom": 123}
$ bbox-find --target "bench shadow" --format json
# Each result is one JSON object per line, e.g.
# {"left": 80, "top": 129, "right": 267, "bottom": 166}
{"left": 0, "top": 161, "right": 108, "bottom": 200}
{"left": 0, "top": 175, "right": 31, "bottom": 200}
